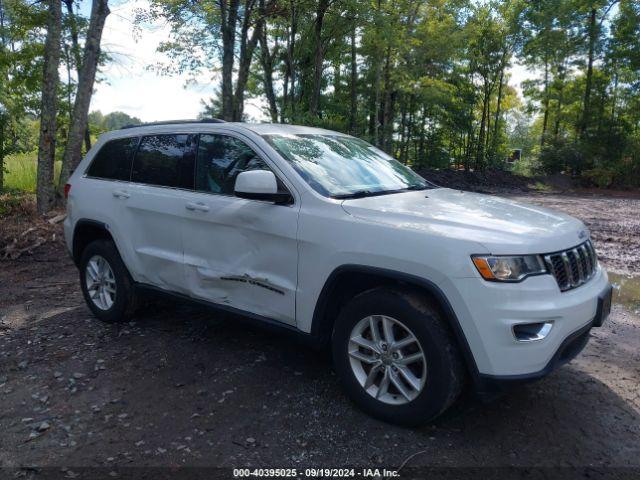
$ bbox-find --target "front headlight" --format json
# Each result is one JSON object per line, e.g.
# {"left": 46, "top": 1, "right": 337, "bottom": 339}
{"left": 471, "top": 255, "right": 547, "bottom": 282}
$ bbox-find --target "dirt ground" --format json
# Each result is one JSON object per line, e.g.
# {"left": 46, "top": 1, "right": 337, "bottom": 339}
{"left": 507, "top": 193, "right": 640, "bottom": 276}
{"left": 1, "top": 191, "right": 639, "bottom": 475}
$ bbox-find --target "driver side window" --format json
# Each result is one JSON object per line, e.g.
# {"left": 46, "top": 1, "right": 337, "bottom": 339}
{"left": 195, "top": 134, "right": 269, "bottom": 195}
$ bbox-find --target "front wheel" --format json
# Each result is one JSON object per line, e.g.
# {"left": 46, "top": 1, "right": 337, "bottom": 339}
{"left": 332, "top": 288, "right": 463, "bottom": 426}
{"left": 79, "top": 240, "right": 138, "bottom": 323}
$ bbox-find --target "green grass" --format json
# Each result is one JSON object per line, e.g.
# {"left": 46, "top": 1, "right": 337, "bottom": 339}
{"left": 3, "top": 152, "right": 61, "bottom": 193}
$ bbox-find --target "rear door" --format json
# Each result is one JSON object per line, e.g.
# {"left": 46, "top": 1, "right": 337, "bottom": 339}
{"left": 122, "top": 133, "right": 197, "bottom": 293}
{"left": 79, "top": 136, "right": 139, "bottom": 268}
{"left": 181, "top": 132, "right": 300, "bottom": 325}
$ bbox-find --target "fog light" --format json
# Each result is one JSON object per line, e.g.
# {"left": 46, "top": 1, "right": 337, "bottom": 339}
{"left": 512, "top": 322, "right": 553, "bottom": 342}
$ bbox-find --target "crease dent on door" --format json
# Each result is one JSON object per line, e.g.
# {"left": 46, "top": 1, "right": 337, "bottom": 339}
{"left": 192, "top": 261, "right": 292, "bottom": 295}
{"left": 219, "top": 273, "right": 285, "bottom": 295}
{"left": 135, "top": 245, "right": 184, "bottom": 289}
{"left": 184, "top": 230, "right": 297, "bottom": 322}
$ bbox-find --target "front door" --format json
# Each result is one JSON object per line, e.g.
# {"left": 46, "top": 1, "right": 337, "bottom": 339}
{"left": 181, "top": 133, "right": 299, "bottom": 325}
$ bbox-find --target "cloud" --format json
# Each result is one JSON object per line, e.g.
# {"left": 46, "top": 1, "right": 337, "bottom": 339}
{"left": 91, "top": 0, "right": 219, "bottom": 121}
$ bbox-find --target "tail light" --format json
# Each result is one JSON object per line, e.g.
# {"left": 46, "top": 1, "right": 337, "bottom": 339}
{"left": 64, "top": 183, "right": 71, "bottom": 199}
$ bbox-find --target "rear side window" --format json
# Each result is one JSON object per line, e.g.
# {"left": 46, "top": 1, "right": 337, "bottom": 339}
{"left": 196, "top": 134, "right": 270, "bottom": 195}
{"left": 86, "top": 137, "right": 139, "bottom": 181}
{"left": 131, "top": 134, "right": 197, "bottom": 189}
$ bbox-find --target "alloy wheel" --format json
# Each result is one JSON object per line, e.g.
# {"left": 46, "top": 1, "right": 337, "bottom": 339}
{"left": 85, "top": 255, "right": 117, "bottom": 310}
{"left": 348, "top": 315, "right": 427, "bottom": 405}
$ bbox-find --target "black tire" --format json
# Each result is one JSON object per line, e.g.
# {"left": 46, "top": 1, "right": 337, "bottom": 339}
{"left": 331, "top": 287, "right": 464, "bottom": 426}
{"left": 79, "top": 239, "right": 138, "bottom": 323}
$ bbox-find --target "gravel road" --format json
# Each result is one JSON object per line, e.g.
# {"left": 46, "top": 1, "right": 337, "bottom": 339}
{"left": 1, "top": 192, "right": 639, "bottom": 474}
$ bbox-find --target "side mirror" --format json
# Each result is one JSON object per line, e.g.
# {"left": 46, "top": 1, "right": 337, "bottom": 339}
{"left": 234, "top": 170, "right": 292, "bottom": 204}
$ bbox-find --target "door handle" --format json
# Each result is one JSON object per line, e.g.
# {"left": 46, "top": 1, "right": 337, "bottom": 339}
{"left": 185, "top": 202, "right": 209, "bottom": 212}
{"left": 112, "top": 189, "right": 130, "bottom": 199}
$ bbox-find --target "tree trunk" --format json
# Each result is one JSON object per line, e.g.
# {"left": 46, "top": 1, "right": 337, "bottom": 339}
{"left": 418, "top": 106, "right": 426, "bottom": 164}
{"left": 381, "top": 47, "right": 393, "bottom": 152}
{"left": 405, "top": 95, "right": 414, "bottom": 163}
{"left": 580, "top": 7, "right": 597, "bottom": 138}
{"left": 310, "top": 0, "right": 329, "bottom": 116}
{"left": 349, "top": 26, "right": 357, "bottom": 135}
{"left": 64, "top": 0, "right": 83, "bottom": 68}
{"left": 368, "top": 94, "right": 375, "bottom": 140}
{"left": 85, "top": 126, "right": 92, "bottom": 151}
{"left": 387, "top": 91, "right": 396, "bottom": 154}
{"left": 540, "top": 57, "right": 550, "bottom": 146}
{"left": 399, "top": 95, "right": 407, "bottom": 163}
{"left": 490, "top": 68, "right": 505, "bottom": 158}
{"left": 65, "top": 0, "right": 93, "bottom": 151}
{"left": 284, "top": 1, "right": 297, "bottom": 119}
{"left": 373, "top": 58, "right": 381, "bottom": 147}
{"left": 220, "top": 0, "right": 239, "bottom": 121}
{"left": 259, "top": 16, "right": 278, "bottom": 122}
{"left": 36, "top": 0, "right": 62, "bottom": 214}
{"left": 554, "top": 92, "right": 565, "bottom": 139}
{"left": 554, "top": 63, "right": 567, "bottom": 139}
{"left": 610, "top": 67, "right": 618, "bottom": 127}
{"left": 0, "top": 114, "right": 4, "bottom": 192}
{"left": 283, "top": 33, "right": 290, "bottom": 115}
{"left": 232, "top": 0, "right": 260, "bottom": 121}
{"left": 0, "top": 0, "right": 5, "bottom": 47}
{"left": 333, "top": 59, "right": 340, "bottom": 96}
{"left": 64, "top": 44, "right": 73, "bottom": 121}
{"left": 0, "top": 0, "right": 5, "bottom": 191}
{"left": 475, "top": 82, "right": 489, "bottom": 170}
{"left": 59, "top": 0, "right": 110, "bottom": 190}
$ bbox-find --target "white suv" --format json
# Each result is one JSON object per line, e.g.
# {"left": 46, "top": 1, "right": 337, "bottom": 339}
{"left": 63, "top": 120, "right": 613, "bottom": 425}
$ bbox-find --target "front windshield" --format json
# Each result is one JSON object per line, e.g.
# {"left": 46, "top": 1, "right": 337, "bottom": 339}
{"left": 263, "top": 133, "right": 433, "bottom": 198}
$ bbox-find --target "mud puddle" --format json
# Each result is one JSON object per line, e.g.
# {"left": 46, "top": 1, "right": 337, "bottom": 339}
{"left": 609, "top": 272, "right": 640, "bottom": 314}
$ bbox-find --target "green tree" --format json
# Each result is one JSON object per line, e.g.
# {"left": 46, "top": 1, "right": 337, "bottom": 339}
{"left": 141, "top": 0, "right": 269, "bottom": 121}
{"left": 36, "top": 0, "right": 62, "bottom": 213}
{"left": 59, "top": 0, "right": 110, "bottom": 189}
{"left": 0, "top": 0, "right": 45, "bottom": 191}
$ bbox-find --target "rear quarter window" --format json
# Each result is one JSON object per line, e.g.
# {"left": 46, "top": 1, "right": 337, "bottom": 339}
{"left": 86, "top": 137, "right": 139, "bottom": 181}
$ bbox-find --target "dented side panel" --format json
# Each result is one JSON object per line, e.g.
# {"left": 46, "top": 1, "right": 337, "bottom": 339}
{"left": 122, "top": 183, "right": 192, "bottom": 294}
{"left": 181, "top": 192, "right": 299, "bottom": 325}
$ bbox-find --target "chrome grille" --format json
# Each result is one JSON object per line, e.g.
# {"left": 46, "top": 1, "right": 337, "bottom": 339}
{"left": 544, "top": 240, "right": 598, "bottom": 292}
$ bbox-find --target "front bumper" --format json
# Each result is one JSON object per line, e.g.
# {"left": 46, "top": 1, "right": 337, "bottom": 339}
{"left": 446, "top": 266, "right": 611, "bottom": 379}
{"left": 475, "top": 290, "right": 609, "bottom": 398}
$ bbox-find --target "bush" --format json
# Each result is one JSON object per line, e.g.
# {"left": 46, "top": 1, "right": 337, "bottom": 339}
{"left": 511, "top": 156, "right": 541, "bottom": 176}
{"left": 581, "top": 167, "right": 616, "bottom": 188}
{"left": 538, "top": 138, "right": 583, "bottom": 175}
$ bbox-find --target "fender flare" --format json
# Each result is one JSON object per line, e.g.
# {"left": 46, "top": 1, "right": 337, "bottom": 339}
{"left": 71, "top": 219, "right": 112, "bottom": 264}
{"left": 310, "top": 264, "right": 481, "bottom": 382}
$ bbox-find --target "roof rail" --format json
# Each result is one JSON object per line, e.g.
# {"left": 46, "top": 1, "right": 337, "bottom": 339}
{"left": 120, "top": 119, "right": 226, "bottom": 129}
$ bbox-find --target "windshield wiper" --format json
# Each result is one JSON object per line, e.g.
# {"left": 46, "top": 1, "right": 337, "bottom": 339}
{"left": 331, "top": 190, "right": 376, "bottom": 199}
{"left": 332, "top": 186, "right": 432, "bottom": 199}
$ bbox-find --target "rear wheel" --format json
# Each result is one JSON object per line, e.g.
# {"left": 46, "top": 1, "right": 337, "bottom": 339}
{"left": 332, "top": 288, "right": 463, "bottom": 426}
{"left": 79, "top": 240, "right": 138, "bottom": 323}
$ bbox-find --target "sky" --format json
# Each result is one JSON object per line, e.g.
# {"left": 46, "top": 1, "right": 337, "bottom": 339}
{"left": 89, "top": 0, "right": 533, "bottom": 123}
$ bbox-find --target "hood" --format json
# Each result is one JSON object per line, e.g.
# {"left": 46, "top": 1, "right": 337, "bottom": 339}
{"left": 341, "top": 188, "right": 588, "bottom": 255}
